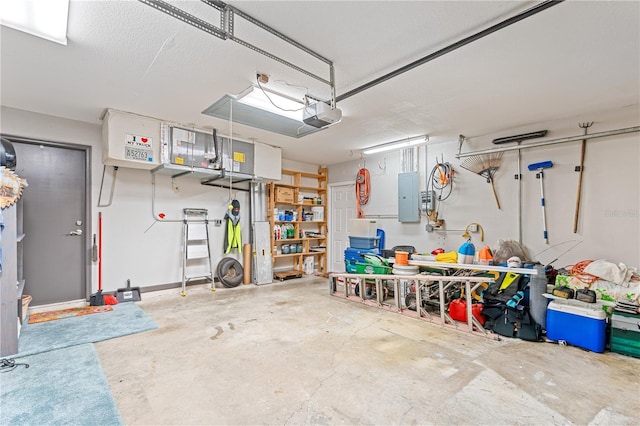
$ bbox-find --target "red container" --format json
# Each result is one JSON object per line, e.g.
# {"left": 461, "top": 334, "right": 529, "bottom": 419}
{"left": 449, "top": 298, "right": 486, "bottom": 326}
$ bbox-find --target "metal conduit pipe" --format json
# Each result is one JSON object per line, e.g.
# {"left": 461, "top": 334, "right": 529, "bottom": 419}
{"left": 336, "top": 0, "right": 563, "bottom": 103}
{"left": 456, "top": 126, "right": 640, "bottom": 158}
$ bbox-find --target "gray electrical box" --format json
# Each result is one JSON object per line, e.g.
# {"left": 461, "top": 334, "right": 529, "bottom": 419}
{"left": 398, "top": 172, "right": 420, "bottom": 222}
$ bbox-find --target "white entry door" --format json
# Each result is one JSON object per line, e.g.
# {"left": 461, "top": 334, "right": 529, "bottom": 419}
{"left": 329, "top": 183, "right": 356, "bottom": 273}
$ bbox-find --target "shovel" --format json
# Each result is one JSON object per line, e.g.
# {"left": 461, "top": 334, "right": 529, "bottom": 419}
{"left": 115, "top": 279, "right": 141, "bottom": 302}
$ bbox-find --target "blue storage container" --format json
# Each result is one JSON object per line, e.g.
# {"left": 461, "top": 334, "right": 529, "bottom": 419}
{"left": 349, "top": 236, "right": 380, "bottom": 249}
{"left": 344, "top": 247, "right": 376, "bottom": 262}
{"left": 546, "top": 300, "right": 607, "bottom": 353}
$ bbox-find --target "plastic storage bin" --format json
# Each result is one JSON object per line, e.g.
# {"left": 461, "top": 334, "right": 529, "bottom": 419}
{"left": 349, "top": 236, "right": 380, "bottom": 249}
{"left": 546, "top": 300, "right": 607, "bottom": 353}
{"left": 610, "top": 312, "right": 640, "bottom": 358}
{"left": 348, "top": 219, "right": 378, "bottom": 237}
{"left": 354, "top": 262, "right": 391, "bottom": 275}
{"left": 344, "top": 247, "right": 377, "bottom": 262}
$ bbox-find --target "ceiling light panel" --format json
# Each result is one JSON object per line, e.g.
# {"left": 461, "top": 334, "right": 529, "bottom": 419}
{"left": 0, "top": 0, "right": 70, "bottom": 45}
{"left": 202, "top": 94, "right": 323, "bottom": 139}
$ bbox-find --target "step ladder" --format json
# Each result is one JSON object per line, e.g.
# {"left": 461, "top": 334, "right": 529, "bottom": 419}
{"left": 182, "top": 208, "right": 214, "bottom": 296}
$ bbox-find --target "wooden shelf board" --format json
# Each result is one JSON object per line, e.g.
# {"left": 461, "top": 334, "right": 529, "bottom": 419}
{"left": 281, "top": 169, "right": 325, "bottom": 179}
{"left": 298, "top": 185, "right": 327, "bottom": 192}
{"left": 274, "top": 237, "right": 326, "bottom": 243}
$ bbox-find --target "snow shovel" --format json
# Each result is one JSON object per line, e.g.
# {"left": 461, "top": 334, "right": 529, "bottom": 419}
{"left": 115, "top": 279, "right": 141, "bottom": 302}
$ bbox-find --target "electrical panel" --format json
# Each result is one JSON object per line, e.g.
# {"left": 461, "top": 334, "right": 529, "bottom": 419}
{"left": 398, "top": 172, "right": 420, "bottom": 222}
{"left": 421, "top": 190, "right": 436, "bottom": 211}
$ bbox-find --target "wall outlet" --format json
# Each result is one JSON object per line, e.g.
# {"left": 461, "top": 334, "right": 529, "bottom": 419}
{"left": 214, "top": 219, "right": 223, "bottom": 226}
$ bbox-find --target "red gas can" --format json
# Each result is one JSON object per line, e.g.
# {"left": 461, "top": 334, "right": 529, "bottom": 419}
{"left": 449, "top": 298, "right": 486, "bottom": 326}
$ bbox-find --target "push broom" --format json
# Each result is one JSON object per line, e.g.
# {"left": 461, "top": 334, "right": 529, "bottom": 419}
{"left": 528, "top": 161, "right": 553, "bottom": 243}
{"left": 460, "top": 152, "right": 503, "bottom": 209}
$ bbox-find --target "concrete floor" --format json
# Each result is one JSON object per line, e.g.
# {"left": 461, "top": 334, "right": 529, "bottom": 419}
{"left": 95, "top": 277, "right": 640, "bottom": 425}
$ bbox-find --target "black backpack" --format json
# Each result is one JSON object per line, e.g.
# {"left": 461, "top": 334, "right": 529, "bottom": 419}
{"left": 482, "top": 272, "right": 542, "bottom": 342}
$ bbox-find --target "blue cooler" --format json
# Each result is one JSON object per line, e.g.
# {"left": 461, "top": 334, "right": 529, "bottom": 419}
{"left": 546, "top": 300, "right": 607, "bottom": 353}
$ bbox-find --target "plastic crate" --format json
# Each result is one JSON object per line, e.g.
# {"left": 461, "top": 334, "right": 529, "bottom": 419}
{"left": 354, "top": 262, "right": 391, "bottom": 275}
{"left": 349, "top": 236, "right": 380, "bottom": 249}
{"left": 344, "top": 247, "right": 376, "bottom": 262}
{"left": 345, "top": 260, "right": 359, "bottom": 273}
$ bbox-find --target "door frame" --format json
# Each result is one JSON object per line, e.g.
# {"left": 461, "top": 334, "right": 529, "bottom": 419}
{"left": 2, "top": 134, "right": 93, "bottom": 301}
{"left": 328, "top": 181, "right": 355, "bottom": 274}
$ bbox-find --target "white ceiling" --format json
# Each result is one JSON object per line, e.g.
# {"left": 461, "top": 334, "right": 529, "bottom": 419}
{"left": 1, "top": 1, "right": 638, "bottom": 165}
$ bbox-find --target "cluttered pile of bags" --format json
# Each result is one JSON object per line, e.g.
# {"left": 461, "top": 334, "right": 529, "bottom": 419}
{"left": 550, "top": 259, "right": 640, "bottom": 310}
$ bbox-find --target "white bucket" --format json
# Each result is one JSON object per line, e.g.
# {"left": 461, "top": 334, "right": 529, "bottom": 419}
{"left": 393, "top": 265, "right": 419, "bottom": 306}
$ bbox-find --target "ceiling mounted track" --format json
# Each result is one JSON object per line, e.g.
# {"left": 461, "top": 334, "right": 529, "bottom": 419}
{"left": 137, "top": 0, "right": 336, "bottom": 106}
{"left": 336, "top": 0, "right": 564, "bottom": 103}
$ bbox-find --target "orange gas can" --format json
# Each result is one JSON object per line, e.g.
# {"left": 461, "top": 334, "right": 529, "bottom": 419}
{"left": 449, "top": 298, "right": 486, "bottom": 326}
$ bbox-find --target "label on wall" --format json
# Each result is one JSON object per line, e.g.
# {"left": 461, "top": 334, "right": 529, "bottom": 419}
{"left": 125, "top": 134, "right": 154, "bottom": 162}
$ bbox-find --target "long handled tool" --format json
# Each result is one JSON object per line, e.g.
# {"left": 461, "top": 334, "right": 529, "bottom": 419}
{"left": 460, "top": 152, "right": 503, "bottom": 209}
{"left": 528, "top": 161, "right": 553, "bottom": 243}
{"left": 574, "top": 122, "right": 593, "bottom": 233}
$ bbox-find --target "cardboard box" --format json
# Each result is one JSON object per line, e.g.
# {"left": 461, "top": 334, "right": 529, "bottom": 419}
{"left": 611, "top": 312, "right": 640, "bottom": 358}
{"left": 275, "top": 187, "right": 294, "bottom": 204}
{"left": 546, "top": 300, "right": 607, "bottom": 353}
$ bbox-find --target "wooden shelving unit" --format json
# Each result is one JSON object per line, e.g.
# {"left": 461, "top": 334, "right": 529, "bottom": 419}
{"left": 268, "top": 168, "right": 328, "bottom": 277}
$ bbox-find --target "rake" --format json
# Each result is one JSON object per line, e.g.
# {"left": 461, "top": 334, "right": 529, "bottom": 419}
{"left": 460, "top": 152, "right": 503, "bottom": 209}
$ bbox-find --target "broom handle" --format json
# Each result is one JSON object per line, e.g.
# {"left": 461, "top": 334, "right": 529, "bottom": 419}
{"left": 573, "top": 139, "right": 586, "bottom": 233}
{"left": 98, "top": 212, "right": 102, "bottom": 291}
{"left": 489, "top": 178, "right": 501, "bottom": 210}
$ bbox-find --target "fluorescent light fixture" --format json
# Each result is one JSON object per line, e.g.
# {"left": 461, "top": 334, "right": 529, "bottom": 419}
{"left": 0, "top": 0, "right": 70, "bottom": 45}
{"left": 202, "top": 86, "right": 328, "bottom": 138}
{"left": 236, "top": 86, "right": 305, "bottom": 121}
{"left": 363, "top": 135, "right": 429, "bottom": 155}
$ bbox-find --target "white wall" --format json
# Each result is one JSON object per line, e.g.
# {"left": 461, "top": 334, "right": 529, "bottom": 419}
{"left": 329, "top": 107, "right": 640, "bottom": 268}
{"left": 1, "top": 106, "right": 249, "bottom": 292}
{"left": 4, "top": 104, "right": 638, "bottom": 290}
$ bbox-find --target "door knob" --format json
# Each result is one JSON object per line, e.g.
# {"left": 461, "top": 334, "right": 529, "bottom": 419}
{"left": 68, "top": 229, "right": 83, "bottom": 236}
